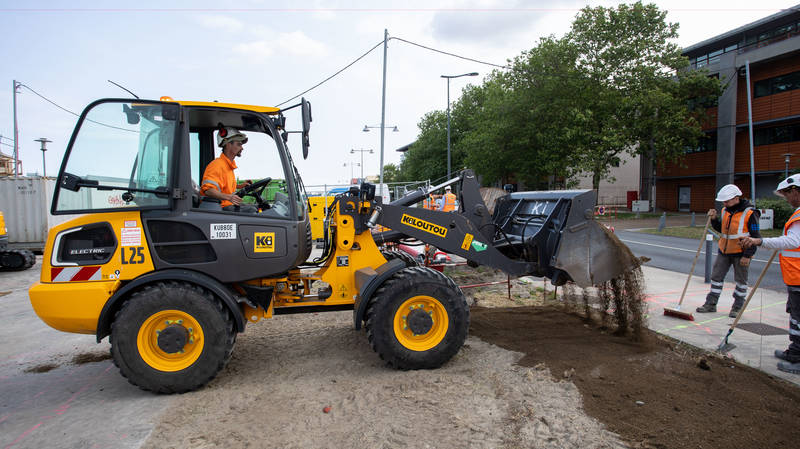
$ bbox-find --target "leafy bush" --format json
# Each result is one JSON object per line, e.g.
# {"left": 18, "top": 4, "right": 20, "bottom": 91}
{"left": 755, "top": 197, "right": 794, "bottom": 229}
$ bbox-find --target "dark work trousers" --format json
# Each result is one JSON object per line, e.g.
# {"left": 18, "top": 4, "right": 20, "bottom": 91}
{"left": 787, "top": 285, "right": 800, "bottom": 354}
{"left": 705, "top": 253, "right": 749, "bottom": 309}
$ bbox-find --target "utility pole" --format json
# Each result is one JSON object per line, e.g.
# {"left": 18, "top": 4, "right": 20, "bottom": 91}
{"left": 378, "top": 28, "right": 388, "bottom": 200}
{"left": 35, "top": 137, "right": 52, "bottom": 178}
{"left": 13, "top": 80, "right": 21, "bottom": 179}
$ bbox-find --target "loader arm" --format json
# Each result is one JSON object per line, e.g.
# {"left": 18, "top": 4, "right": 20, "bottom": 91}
{"left": 377, "top": 204, "right": 537, "bottom": 277}
{"left": 373, "top": 169, "right": 635, "bottom": 287}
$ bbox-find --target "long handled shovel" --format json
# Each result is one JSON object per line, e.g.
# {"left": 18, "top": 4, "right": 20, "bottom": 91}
{"left": 663, "top": 215, "right": 712, "bottom": 321}
{"left": 717, "top": 249, "right": 778, "bottom": 353}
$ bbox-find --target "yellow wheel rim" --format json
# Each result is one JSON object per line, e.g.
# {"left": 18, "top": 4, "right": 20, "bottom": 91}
{"left": 393, "top": 296, "right": 449, "bottom": 351}
{"left": 137, "top": 309, "right": 204, "bottom": 372}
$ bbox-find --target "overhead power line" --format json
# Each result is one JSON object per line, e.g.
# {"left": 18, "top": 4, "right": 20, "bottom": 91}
{"left": 390, "top": 36, "right": 509, "bottom": 69}
{"left": 275, "top": 40, "right": 385, "bottom": 107}
{"left": 18, "top": 83, "right": 137, "bottom": 133}
{"left": 275, "top": 35, "right": 508, "bottom": 107}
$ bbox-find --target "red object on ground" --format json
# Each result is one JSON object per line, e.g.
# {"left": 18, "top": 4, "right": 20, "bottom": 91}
{"left": 323, "top": 406, "right": 331, "bottom": 413}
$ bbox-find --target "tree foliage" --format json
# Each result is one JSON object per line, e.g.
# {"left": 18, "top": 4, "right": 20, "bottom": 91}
{"left": 400, "top": 1, "right": 721, "bottom": 192}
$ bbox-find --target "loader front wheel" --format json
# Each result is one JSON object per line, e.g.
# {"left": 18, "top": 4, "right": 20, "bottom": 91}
{"left": 365, "top": 267, "right": 468, "bottom": 369}
{"left": 110, "top": 282, "right": 235, "bottom": 394}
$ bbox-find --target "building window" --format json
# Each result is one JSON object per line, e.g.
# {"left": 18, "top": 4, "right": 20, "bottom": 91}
{"left": 754, "top": 123, "right": 800, "bottom": 146}
{"left": 685, "top": 132, "right": 718, "bottom": 154}
{"left": 754, "top": 70, "right": 800, "bottom": 98}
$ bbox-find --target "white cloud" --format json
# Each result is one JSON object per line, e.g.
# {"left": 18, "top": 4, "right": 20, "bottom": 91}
{"left": 234, "top": 31, "right": 328, "bottom": 61}
{"left": 233, "top": 41, "right": 275, "bottom": 59}
{"left": 194, "top": 15, "right": 245, "bottom": 33}
{"left": 277, "top": 31, "right": 328, "bottom": 57}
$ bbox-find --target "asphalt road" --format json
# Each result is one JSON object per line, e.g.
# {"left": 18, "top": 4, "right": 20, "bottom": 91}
{"left": 616, "top": 229, "right": 786, "bottom": 292}
{"left": 0, "top": 258, "right": 167, "bottom": 449}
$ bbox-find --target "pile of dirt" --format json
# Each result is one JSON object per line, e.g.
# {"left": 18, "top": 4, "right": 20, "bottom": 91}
{"left": 144, "top": 311, "right": 626, "bottom": 448}
{"left": 470, "top": 305, "right": 800, "bottom": 449}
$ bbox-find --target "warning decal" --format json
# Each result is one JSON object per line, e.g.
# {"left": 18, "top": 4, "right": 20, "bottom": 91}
{"left": 461, "top": 233, "right": 474, "bottom": 251}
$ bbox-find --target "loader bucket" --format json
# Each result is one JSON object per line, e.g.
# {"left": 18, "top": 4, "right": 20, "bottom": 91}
{"left": 491, "top": 190, "right": 637, "bottom": 288}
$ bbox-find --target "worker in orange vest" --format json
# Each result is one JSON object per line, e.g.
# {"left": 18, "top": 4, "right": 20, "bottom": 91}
{"left": 741, "top": 174, "right": 800, "bottom": 374}
{"left": 696, "top": 184, "right": 761, "bottom": 317}
{"left": 422, "top": 194, "right": 435, "bottom": 210}
{"left": 440, "top": 186, "right": 457, "bottom": 212}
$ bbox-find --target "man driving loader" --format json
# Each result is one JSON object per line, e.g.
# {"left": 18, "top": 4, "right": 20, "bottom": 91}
{"left": 201, "top": 127, "right": 256, "bottom": 212}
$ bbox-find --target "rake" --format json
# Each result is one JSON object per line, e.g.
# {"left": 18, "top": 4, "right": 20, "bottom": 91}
{"left": 717, "top": 250, "right": 778, "bottom": 353}
{"left": 663, "top": 215, "right": 712, "bottom": 321}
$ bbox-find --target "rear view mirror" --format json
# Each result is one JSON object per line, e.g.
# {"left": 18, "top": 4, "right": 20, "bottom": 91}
{"left": 122, "top": 104, "right": 140, "bottom": 125}
{"left": 301, "top": 98, "right": 312, "bottom": 160}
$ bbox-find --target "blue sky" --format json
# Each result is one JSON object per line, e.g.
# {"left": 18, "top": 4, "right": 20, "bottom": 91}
{"left": 1, "top": 0, "right": 796, "bottom": 186}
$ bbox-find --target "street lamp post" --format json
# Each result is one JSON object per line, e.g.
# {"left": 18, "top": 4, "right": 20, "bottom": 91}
{"left": 363, "top": 125, "right": 398, "bottom": 192}
{"left": 350, "top": 148, "right": 374, "bottom": 181}
{"left": 35, "top": 137, "right": 52, "bottom": 178}
{"left": 440, "top": 72, "right": 478, "bottom": 180}
{"left": 784, "top": 153, "right": 794, "bottom": 179}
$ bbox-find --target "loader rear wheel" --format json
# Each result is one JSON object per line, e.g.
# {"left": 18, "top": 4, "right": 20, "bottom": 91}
{"left": 380, "top": 249, "right": 418, "bottom": 267}
{"left": 365, "top": 267, "right": 468, "bottom": 369}
{"left": 110, "top": 282, "right": 235, "bottom": 394}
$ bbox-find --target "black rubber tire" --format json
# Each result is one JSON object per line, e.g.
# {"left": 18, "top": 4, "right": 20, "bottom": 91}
{"left": 365, "top": 266, "right": 468, "bottom": 370}
{"left": 110, "top": 281, "right": 236, "bottom": 394}
{"left": 380, "top": 249, "right": 419, "bottom": 267}
{"left": 0, "top": 249, "right": 35, "bottom": 271}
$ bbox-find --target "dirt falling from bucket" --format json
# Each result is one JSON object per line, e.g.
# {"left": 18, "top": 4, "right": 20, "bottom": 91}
{"left": 557, "top": 225, "right": 647, "bottom": 340}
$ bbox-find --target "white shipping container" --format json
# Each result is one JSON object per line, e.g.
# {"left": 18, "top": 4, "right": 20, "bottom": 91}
{"left": 0, "top": 177, "right": 81, "bottom": 249}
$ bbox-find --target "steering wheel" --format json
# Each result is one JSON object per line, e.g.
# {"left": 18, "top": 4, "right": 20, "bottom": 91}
{"left": 234, "top": 177, "right": 272, "bottom": 210}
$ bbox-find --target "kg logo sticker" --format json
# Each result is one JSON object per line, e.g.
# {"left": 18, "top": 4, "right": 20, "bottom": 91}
{"left": 254, "top": 232, "right": 275, "bottom": 253}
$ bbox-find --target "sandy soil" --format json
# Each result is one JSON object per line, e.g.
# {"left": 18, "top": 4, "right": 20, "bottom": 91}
{"left": 143, "top": 267, "right": 800, "bottom": 449}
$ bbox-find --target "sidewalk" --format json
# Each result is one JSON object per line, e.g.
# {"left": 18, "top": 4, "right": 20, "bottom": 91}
{"left": 642, "top": 265, "right": 799, "bottom": 386}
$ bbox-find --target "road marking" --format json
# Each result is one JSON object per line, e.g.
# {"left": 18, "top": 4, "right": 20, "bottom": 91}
{"left": 619, "top": 238, "right": 774, "bottom": 263}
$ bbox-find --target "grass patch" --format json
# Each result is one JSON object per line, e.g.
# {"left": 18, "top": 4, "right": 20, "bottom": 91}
{"left": 639, "top": 226, "right": 783, "bottom": 239}
{"left": 597, "top": 212, "right": 683, "bottom": 220}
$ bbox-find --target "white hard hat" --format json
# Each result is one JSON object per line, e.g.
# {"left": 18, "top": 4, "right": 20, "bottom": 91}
{"left": 715, "top": 184, "right": 742, "bottom": 202}
{"left": 775, "top": 174, "right": 800, "bottom": 196}
{"left": 216, "top": 127, "right": 248, "bottom": 148}
{"left": 445, "top": 186, "right": 451, "bottom": 191}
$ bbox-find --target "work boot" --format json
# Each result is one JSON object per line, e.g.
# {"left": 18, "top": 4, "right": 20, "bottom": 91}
{"left": 777, "top": 361, "right": 800, "bottom": 374}
{"left": 729, "top": 307, "right": 742, "bottom": 318}
{"left": 775, "top": 349, "right": 800, "bottom": 362}
{"left": 696, "top": 303, "right": 716, "bottom": 313}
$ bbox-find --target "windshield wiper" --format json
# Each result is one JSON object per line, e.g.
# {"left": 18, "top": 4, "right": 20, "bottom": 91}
{"left": 60, "top": 172, "right": 169, "bottom": 198}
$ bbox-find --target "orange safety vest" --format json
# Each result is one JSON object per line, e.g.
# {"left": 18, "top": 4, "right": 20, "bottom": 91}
{"left": 423, "top": 196, "right": 435, "bottom": 210}
{"left": 779, "top": 208, "right": 800, "bottom": 285}
{"left": 201, "top": 155, "right": 237, "bottom": 207}
{"left": 442, "top": 192, "right": 457, "bottom": 212}
{"left": 718, "top": 207, "right": 754, "bottom": 254}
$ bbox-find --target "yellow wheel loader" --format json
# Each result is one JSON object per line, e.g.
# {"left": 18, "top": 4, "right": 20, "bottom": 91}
{"left": 29, "top": 98, "right": 631, "bottom": 393}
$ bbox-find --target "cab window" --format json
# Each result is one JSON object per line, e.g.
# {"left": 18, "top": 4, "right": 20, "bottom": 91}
{"left": 54, "top": 101, "right": 177, "bottom": 213}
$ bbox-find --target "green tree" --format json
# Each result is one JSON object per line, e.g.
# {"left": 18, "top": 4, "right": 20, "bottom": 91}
{"left": 566, "top": 1, "right": 722, "bottom": 192}
{"left": 381, "top": 162, "right": 401, "bottom": 183}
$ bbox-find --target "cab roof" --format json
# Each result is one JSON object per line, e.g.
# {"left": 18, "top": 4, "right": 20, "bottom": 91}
{"left": 161, "top": 97, "right": 280, "bottom": 115}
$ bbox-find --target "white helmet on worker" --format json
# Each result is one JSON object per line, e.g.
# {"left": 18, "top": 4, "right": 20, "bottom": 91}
{"left": 715, "top": 184, "right": 742, "bottom": 202}
{"left": 216, "top": 127, "right": 248, "bottom": 148}
{"left": 775, "top": 174, "right": 800, "bottom": 196}
{"left": 445, "top": 186, "right": 452, "bottom": 191}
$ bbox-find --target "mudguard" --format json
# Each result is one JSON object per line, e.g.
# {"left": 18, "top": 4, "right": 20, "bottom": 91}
{"left": 95, "top": 268, "right": 246, "bottom": 342}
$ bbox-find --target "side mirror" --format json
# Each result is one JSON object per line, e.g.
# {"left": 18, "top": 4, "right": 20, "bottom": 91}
{"left": 301, "top": 97, "right": 312, "bottom": 160}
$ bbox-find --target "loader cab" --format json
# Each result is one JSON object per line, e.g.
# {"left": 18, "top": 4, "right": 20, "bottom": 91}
{"left": 51, "top": 98, "right": 311, "bottom": 283}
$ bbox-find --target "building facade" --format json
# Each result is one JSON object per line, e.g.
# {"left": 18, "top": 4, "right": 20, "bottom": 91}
{"left": 656, "top": 7, "right": 800, "bottom": 212}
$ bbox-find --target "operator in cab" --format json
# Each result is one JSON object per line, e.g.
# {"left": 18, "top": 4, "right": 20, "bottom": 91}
{"left": 201, "top": 127, "right": 256, "bottom": 213}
